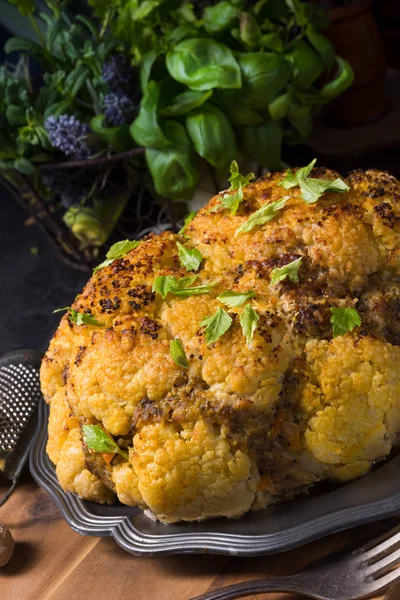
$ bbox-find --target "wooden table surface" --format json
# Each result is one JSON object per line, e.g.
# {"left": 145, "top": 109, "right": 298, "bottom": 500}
{"left": 1, "top": 477, "right": 399, "bottom": 600}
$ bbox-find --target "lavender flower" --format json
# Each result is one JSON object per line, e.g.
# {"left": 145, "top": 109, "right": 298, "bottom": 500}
{"left": 44, "top": 115, "right": 91, "bottom": 160}
{"left": 103, "top": 92, "right": 135, "bottom": 126}
{"left": 101, "top": 55, "right": 134, "bottom": 92}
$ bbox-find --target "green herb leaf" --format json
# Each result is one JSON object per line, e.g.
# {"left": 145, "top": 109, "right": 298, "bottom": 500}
{"left": 218, "top": 290, "right": 255, "bottom": 308}
{"left": 299, "top": 177, "right": 350, "bottom": 204}
{"left": 278, "top": 159, "right": 349, "bottom": 203}
{"left": 161, "top": 90, "right": 212, "bottom": 117}
{"left": 130, "top": 81, "right": 169, "bottom": 149}
{"left": 211, "top": 185, "right": 244, "bottom": 215}
{"left": 242, "top": 121, "right": 283, "bottom": 171}
{"left": 270, "top": 258, "right": 302, "bottom": 285}
{"left": 278, "top": 158, "right": 317, "bottom": 189}
{"left": 203, "top": 1, "right": 239, "bottom": 35}
{"left": 240, "top": 304, "right": 259, "bottom": 348}
{"left": 178, "top": 211, "right": 196, "bottom": 235}
{"left": 186, "top": 104, "right": 236, "bottom": 170}
{"left": 201, "top": 307, "right": 233, "bottom": 345}
{"left": 152, "top": 275, "right": 180, "bottom": 298}
{"left": 146, "top": 120, "right": 198, "bottom": 201}
{"left": 235, "top": 196, "right": 290, "bottom": 236}
{"left": 94, "top": 239, "right": 139, "bottom": 272}
{"left": 173, "top": 281, "right": 217, "bottom": 298}
{"left": 82, "top": 424, "right": 129, "bottom": 460}
{"left": 152, "top": 275, "right": 217, "bottom": 298}
{"left": 330, "top": 307, "right": 361, "bottom": 338}
{"left": 53, "top": 307, "right": 104, "bottom": 327}
{"left": 166, "top": 38, "right": 241, "bottom": 91}
{"left": 228, "top": 160, "right": 255, "bottom": 191}
{"left": 238, "top": 53, "right": 292, "bottom": 110}
{"left": 177, "top": 242, "right": 203, "bottom": 272}
{"left": 170, "top": 339, "right": 188, "bottom": 368}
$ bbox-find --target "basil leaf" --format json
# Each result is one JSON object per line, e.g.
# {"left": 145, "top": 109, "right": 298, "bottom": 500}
{"left": 306, "top": 25, "right": 336, "bottom": 71}
{"left": 278, "top": 158, "right": 317, "bottom": 189}
{"left": 177, "top": 241, "right": 203, "bottom": 271}
{"left": 178, "top": 211, "right": 196, "bottom": 235}
{"left": 218, "top": 290, "right": 255, "bottom": 308}
{"left": 236, "top": 196, "right": 290, "bottom": 235}
{"left": 166, "top": 38, "right": 241, "bottom": 91}
{"left": 225, "top": 103, "right": 264, "bottom": 126}
{"left": 228, "top": 160, "right": 255, "bottom": 191}
{"left": 170, "top": 339, "right": 189, "bottom": 368}
{"left": 82, "top": 424, "right": 129, "bottom": 460}
{"left": 53, "top": 307, "right": 104, "bottom": 327}
{"left": 152, "top": 275, "right": 180, "bottom": 298}
{"left": 146, "top": 120, "right": 198, "bottom": 201}
{"left": 242, "top": 121, "right": 282, "bottom": 171}
{"left": 269, "top": 89, "right": 293, "bottom": 121}
{"left": 203, "top": 2, "right": 239, "bottom": 35}
{"left": 240, "top": 12, "right": 261, "bottom": 48}
{"left": 289, "top": 39, "right": 324, "bottom": 89}
{"left": 330, "top": 307, "right": 361, "bottom": 338}
{"left": 130, "top": 81, "right": 169, "bottom": 149}
{"left": 161, "top": 90, "right": 212, "bottom": 117}
{"left": 270, "top": 257, "right": 302, "bottom": 285}
{"left": 300, "top": 177, "right": 350, "bottom": 204}
{"left": 319, "top": 57, "right": 354, "bottom": 100}
{"left": 201, "top": 307, "right": 233, "bottom": 345}
{"left": 186, "top": 104, "right": 236, "bottom": 170}
{"left": 240, "top": 304, "right": 259, "bottom": 348}
{"left": 94, "top": 239, "right": 139, "bottom": 272}
{"left": 140, "top": 49, "right": 158, "bottom": 90}
{"left": 238, "top": 53, "right": 292, "bottom": 110}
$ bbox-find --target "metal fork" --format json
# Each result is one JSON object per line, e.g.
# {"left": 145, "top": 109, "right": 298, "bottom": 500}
{"left": 192, "top": 524, "right": 400, "bottom": 600}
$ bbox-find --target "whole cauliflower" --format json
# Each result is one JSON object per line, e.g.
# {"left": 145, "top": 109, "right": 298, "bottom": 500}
{"left": 41, "top": 165, "right": 400, "bottom": 523}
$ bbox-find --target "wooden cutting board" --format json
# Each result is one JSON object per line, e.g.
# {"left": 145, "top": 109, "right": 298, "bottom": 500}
{"left": 0, "top": 478, "right": 398, "bottom": 600}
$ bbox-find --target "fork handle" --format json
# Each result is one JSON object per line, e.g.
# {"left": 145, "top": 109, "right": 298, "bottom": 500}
{"left": 191, "top": 575, "right": 313, "bottom": 600}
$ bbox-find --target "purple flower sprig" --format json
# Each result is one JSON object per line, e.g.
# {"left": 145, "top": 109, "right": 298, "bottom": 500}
{"left": 44, "top": 115, "right": 92, "bottom": 160}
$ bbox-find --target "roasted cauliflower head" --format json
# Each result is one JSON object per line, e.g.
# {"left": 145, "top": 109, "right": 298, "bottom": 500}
{"left": 41, "top": 165, "right": 400, "bottom": 523}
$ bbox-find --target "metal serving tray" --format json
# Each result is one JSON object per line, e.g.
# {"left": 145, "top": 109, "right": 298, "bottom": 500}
{"left": 30, "top": 398, "right": 400, "bottom": 556}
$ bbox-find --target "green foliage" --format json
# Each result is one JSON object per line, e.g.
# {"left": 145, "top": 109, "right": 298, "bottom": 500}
{"left": 166, "top": 39, "right": 242, "bottom": 91}
{"left": 1, "top": 0, "right": 354, "bottom": 211}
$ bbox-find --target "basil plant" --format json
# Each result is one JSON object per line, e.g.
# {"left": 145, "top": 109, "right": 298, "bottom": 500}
{"left": 90, "top": 0, "right": 354, "bottom": 202}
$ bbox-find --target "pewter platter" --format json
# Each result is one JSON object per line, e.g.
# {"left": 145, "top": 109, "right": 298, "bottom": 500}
{"left": 30, "top": 398, "right": 400, "bottom": 556}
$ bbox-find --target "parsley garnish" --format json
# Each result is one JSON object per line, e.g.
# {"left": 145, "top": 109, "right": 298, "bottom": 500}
{"left": 228, "top": 160, "right": 255, "bottom": 190}
{"left": 211, "top": 161, "right": 255, "bottom": 215}
{"left": 235, "top": 196, "right": 290, "bottom": 235}
{"left": 178, "top": 211, "right": 196, "bottom": 235}
{"left": 177, "top": 241, "right": 203, "bottom": 271}
{"left": 152, "top": 275, "right": 217, "bottom": 298}
{"left": 201, "top": 307, "right": 232, "bottom": 345}
{"left": 217, "top": 290, "right": 255, "bottom": 308}
{"left": 240, "top": 304, "right": 259, "bottom": 349}
{"left": 53, "top": 307, "right": 104, "bottom": 327}
{"left": 330, "top": 307, "right": 361, "bottom": 338}
{"left": 94, "top": 240, "right": 139, "bottom": 272}
{"left": 170, "top": 339, "right": 188, "bottom": 368}
{"left": 300, "top": 178, "right": 350, "bottom": 204}
{"left": 82, "top": 424, "right": 129, "bottom": 460}
{"left": 270, "top": 258, "right": 302, "bottom": 285}
{"left": 278, "top": 158, "right": 349, "bottom": 204}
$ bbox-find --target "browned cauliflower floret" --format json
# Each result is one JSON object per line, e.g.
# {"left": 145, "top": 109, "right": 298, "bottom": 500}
{"left": 41, "top": 165, "right": 400, "bottom": 522}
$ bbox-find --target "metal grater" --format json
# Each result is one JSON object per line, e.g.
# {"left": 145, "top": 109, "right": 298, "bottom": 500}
{"left": 0, "top": 349, "right": 42, "bottom": 506}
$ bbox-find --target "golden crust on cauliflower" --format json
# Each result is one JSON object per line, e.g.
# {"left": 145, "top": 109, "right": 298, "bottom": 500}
{"left": 41, "top": 165, "right": 400, "bottom": 523}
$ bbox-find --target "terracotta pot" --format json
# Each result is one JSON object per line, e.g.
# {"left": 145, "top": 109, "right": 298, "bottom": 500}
{"left": 317, "top": 0, "right": 387, "bottom": 126}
